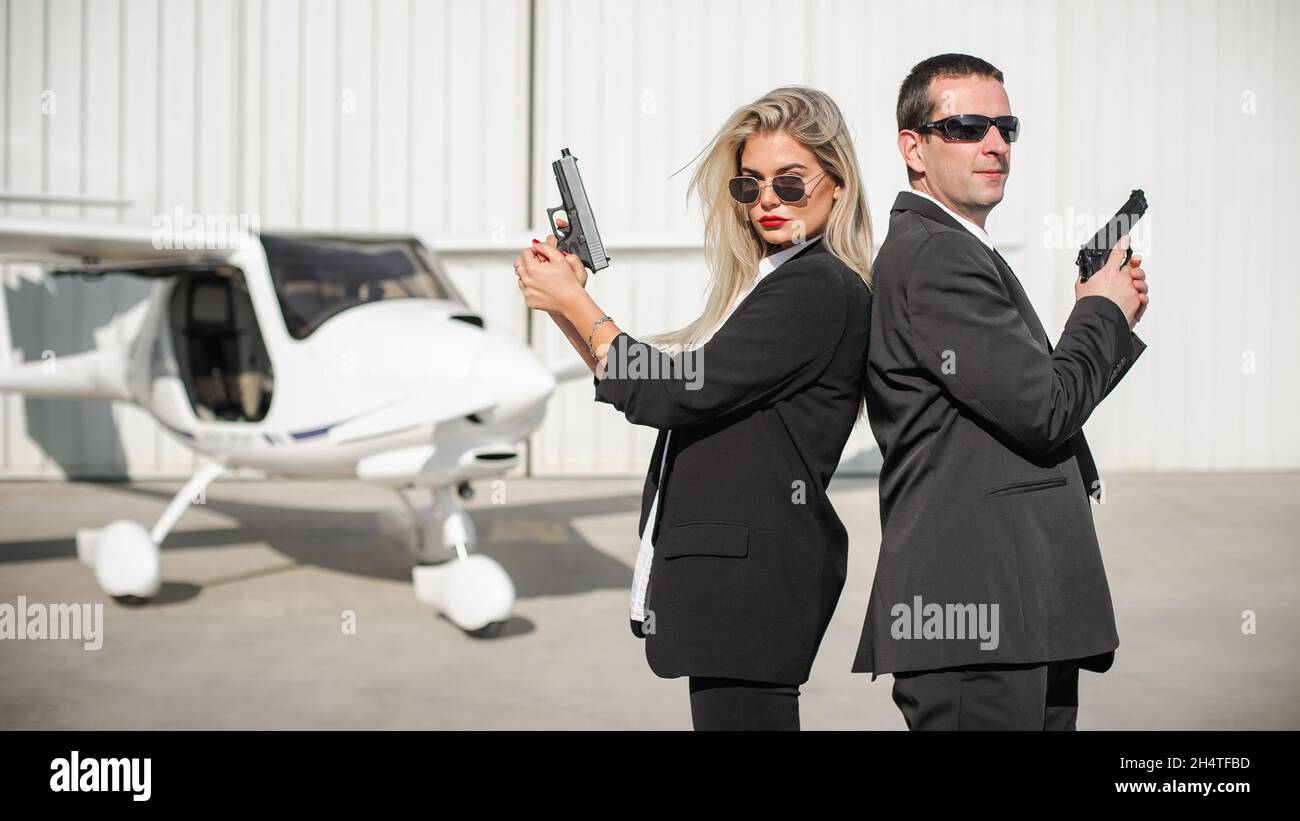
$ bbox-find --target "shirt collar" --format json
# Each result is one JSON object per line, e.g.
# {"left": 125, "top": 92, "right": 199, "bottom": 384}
{"left": 757, "top": 233, "right": 823, "bottom": 280}
{"left": 906, "top": 189, "right": 994, "bottom": 251}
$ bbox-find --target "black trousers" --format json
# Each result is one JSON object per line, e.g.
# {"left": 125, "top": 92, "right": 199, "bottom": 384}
{"left": 688, "top": 676, "right": 801, "bottom": 730}
{"left": 890, "top": 658, "right": 1081, "bottom": 730}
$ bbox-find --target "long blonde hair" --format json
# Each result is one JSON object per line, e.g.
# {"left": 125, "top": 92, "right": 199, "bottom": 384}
{"left": 647, "top": 86, "right": 873, "bottom": 355}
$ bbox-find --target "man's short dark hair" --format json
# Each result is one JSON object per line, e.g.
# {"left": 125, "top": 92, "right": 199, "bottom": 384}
{"left": 896, "top": 53, "right": 1005, "bottom": 132}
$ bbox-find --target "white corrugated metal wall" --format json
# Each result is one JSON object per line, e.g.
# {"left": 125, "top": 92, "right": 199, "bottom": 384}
{"left": 2, "top": 0, "right": 1297, "bottom": 479}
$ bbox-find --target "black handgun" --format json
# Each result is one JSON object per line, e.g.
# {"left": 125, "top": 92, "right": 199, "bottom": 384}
{"left": 547, "top": 148, "right": 611, "bottom": 274}
{"left": 1075, "top": 189, "right": 1147, "bottom": 282}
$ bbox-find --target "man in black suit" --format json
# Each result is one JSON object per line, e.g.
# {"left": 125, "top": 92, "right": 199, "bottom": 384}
{"left": 852, "top": 53, "right": 1150, "bottom": 729}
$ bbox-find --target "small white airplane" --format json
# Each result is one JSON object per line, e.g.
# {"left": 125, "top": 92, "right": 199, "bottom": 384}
{"left": 0, "top": 211, "right": 584, "bottom": 637}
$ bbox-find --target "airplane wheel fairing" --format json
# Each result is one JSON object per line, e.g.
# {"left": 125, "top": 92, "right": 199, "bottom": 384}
{"left": 412, "top": 554, "right": 515, "bottom": 634}
{"left": 82, "top": 520, "right": 162, "bottom": 599}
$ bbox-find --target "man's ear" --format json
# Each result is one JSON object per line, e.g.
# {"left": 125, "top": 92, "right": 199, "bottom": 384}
{"left": 899, "top": 130, "right": 926, "bottom": 177}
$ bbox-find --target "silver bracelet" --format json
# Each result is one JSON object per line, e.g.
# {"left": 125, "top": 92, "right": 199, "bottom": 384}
{"left": 587, "top": 315, "right": 613, "bottom": 359}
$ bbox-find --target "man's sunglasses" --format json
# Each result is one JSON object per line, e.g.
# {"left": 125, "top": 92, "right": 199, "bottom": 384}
{"left": 915, "top": 114, "right": 1020, "bottom": 143}
{"left": 727, "top": 171, "right": 827, "bottom": 204}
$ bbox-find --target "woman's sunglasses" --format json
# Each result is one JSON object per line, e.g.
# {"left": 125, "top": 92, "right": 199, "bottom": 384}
{"left": 728, "top": 171, "right": 827, "bottom": 205}
{"left": 915, "top": 114, "right": 1020, "bottom": 143}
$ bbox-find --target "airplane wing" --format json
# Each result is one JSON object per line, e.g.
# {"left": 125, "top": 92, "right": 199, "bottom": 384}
{"left": 0, "top": 347, "right": 133, "bottom": 402}
{"left": 0, "top": 217, "right": 191, "bottom": 402}
{"left": 0, "top": 216, "right": 243, "bottom": 275}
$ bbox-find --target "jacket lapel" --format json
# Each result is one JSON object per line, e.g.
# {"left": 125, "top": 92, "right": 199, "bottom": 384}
{"left": 713, "top": 235, "right": 832, "bottom": 346}
{"left": 893, "top": 192, "right": 1050, "bottom": 352}
{"left": 986, "top": 247, "right": 1051, "bottom": 353}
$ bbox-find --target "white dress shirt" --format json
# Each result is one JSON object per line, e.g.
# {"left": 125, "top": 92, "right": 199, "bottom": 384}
{"left": 908, "top": 188, "right": 995, "bottom": 251}
{"left": 629, "top": 234, "right": 824, "bottom": 625}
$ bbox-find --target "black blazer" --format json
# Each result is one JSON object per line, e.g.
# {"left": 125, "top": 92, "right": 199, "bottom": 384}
{"left": 592, "top": 238, "right": 872, "bottom": 686}
{"left": 852, "top": 191, "right": 1145, "bottom": 679}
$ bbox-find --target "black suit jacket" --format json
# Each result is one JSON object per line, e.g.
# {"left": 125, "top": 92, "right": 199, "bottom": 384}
{"left": 852, "top": 191, "right": 1145, "bottom": 680}
{"left": 592, "top": 238, "right": 872, "bottom": 685}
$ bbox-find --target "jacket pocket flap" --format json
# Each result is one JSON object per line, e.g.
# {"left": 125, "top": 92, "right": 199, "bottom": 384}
{"left": 984, "top": 475, "right": 1068, "bottom": 497}
{"left": 660, "top": 521, "right": 749, "bottom": 559}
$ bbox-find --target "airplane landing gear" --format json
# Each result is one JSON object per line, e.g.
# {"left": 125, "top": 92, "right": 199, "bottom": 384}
{"left": 74, "top": 461, "right": 227, "bottom": 602}
{"left": 395, "top": 484, "right": 515, "bottom": 636}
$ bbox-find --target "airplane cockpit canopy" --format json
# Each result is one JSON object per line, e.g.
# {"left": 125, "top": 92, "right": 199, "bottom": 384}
{"left": 260, "top": 235, "right": 462, "bottom": 339}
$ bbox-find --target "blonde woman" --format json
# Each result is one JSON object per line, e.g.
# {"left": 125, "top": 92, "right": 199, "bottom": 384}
{"left": 515, "top": 87, "right": 873, "bottom": 730}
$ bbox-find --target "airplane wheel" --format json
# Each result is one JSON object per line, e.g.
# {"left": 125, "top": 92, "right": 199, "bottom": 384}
{"left": 466, "top": 620, "right": 506, "bottom": 639}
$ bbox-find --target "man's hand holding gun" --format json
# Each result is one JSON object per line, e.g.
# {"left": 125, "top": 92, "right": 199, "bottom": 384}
{"left": 1074, "top": 190, "right": 1151, "bottom": 329}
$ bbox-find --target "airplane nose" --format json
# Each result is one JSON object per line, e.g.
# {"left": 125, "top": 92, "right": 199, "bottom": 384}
{"left": 471, "top": 334, "right": 556, "bottom": 425}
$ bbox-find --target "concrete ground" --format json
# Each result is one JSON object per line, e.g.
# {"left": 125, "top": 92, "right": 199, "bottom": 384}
{"left": 1, "top": 472, "right": 1296, "bottom": 730}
